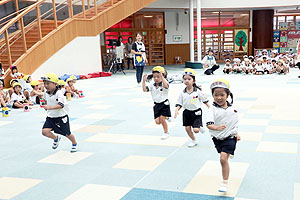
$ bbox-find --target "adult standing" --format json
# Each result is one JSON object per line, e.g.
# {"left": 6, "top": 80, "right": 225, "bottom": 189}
{"left": 202, "top": 49, "right": 219, "bottom": 75}
{"left": 125, "top": 37, "right": 135, "bottom": 70}
{"left": 116, "top": 36, "right": 125, "bottom": 71}
{"left": 131, "top": 33, "right": 148, "bottom": 86}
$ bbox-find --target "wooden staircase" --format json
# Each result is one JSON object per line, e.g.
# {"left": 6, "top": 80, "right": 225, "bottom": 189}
{"left": 1, "top": 0, "right": 157, "bottom": 86}
{"left": 0, "top": 20, "right": 64, "bottom": 70}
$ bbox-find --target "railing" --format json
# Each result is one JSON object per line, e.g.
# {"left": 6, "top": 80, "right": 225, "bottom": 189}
{"left": 0, "top": 0, "right": 118, "bottom": 70}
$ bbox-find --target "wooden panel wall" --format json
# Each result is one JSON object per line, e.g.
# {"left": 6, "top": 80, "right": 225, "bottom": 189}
{"left": 165, "top": 44, "right": 190, "bottom": 65}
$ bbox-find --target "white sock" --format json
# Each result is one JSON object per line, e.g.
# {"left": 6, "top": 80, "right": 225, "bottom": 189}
{"left": 222, "top": 180, "right": 228, "bottom": 185}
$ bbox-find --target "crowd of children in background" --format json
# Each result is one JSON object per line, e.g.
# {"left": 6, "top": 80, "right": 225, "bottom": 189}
{"left": 222, "top": 49, "right": 300, "bottom": 75}
{"left": 0, "top": 65, "right": 82, "bottom": 111}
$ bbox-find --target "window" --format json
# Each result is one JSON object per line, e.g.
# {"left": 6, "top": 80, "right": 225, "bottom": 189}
{"left": 220, "top": 12, "right": 249, "bottom": 27}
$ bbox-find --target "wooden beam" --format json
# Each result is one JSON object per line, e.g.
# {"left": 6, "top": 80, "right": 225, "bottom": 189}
{"left": 69, "top": 0, "right": 73, "bottom": 18}
{"left": 19, "top": 17, "right": 27, "bottom": 53}
{"left": 4, "top": 30, "right": 12, "bottom": 67}
{"left": 52, "top": 0, "right": 58, "bottom": 28}
{"left": 82, "top": 0, "right": 86, "bottom": 18}
{"left": 94, "top": 0, "right": 97, "bottom": 15}
{"left": 87, "top": 0, "right": 90, "bottom": 9}
{"left": 36, "top": 6, "right": 42, "bottom": 40}
{"left": 15, "top": 0, "right": 19, "bottom": 15}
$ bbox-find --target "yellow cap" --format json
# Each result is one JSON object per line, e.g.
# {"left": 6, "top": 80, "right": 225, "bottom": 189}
{"left": 66, "top": 78, "right": 74, "bottom": 83}
{"left": 278, "top": 59, "right": 284, "bottom": 63}
{"left": 183, "top": 68, "right": 196, "bottom": 77}
{"left": 10, "top": 79, "right": 18, "bottom": 86}
{"left": 23, "top": 75, "right": 31, "bottom": 81}
{"left": 152, "top": 66, "right": 165, "bottom": 74}
{"left": 30, "top": 80, "right": 40, "bottom": 86}
{"left": 210, "top": 79, "right": 230, "bottom": 90}
{"left": 58, "top": 80, "right": 66, "bottom": 86}
{"left": 70, "top": 75, "right": 77, "bottom": 80}
{"left": 41, "top": 73, "right": 59, "bottom": 83}
{"left": 13, "top": 82, "right": 22, "bottom": 88}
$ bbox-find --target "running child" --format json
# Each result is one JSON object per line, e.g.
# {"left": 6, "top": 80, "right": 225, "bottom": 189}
{"left": 41, "top": 73, "right": 78, "bottom": 152}
{"left": 206, "top": 79, "right": 241, "bottom": 193}
{"left": 142, "top": 66, "right": 171, "bottom": 139}
{"left": 174, "top": 68, "right": 210, "bottom": 147}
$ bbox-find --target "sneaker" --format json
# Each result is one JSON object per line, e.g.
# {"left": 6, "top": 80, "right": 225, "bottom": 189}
{"left": 166, "top": 117, "right": 171, "bottom": 122}
{"left": 52, "top": 135, "right": 61, "bottom": 149}
{"left": 70, "top": 143, "right": 78, "bottom": 153}
{"left": 161, "top": 133, "right": 169, "bottom": 140}
{"left": 188, "top": 140, "right": 198, "bottom": 147}
{"left": 218, "top": 183, "right": 228, "bottom": 193}
{"left": 200, "top": 126, "right": 205, "bottom": 133}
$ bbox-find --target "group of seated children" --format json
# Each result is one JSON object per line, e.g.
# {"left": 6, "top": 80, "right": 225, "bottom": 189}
{"left": 223, "top": 49, "right": 300, "bottom": 75}
{"left": 0, "top": 65, "right": 81, "bottom": 111}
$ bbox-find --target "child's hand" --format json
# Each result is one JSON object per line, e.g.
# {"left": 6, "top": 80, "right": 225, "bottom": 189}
{"left": 142, "top": 74, "right": 147, "bottom": 82}
{"left": 174, "top": 110, "right": 179, "bottom": 119}
{"left": 236, "top": 134, "right": 241, "bottom": 141}
{"left": 43, "top": 105, "right": 49, "bottom": 110}
{"left": 216, "top": 124, "right": 226, "bottom": 131}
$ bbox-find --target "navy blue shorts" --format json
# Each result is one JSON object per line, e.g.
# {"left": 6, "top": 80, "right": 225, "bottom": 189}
{"left": 182, "top": 108, "right": 203, "bottom": 128}
{"left": 42, "top": 115, "right": 71, "bottom": 136}
{"left": 212, "top": 136, "right": 237, "bottom": 155}
{"left": 153, "top": 100, "right": 171, "bottom": 119}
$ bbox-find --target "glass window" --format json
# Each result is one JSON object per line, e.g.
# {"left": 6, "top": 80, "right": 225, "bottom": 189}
{"left": 296, "top": 16, "right": 300, "bottom": 22}
{"left": 278, "top": 16, "right": 285, "bottom": 23}
{"left": 220, "top": 11, "right": 249, "bottom": 27}
{"left": 201, "top": 12, "right": 219, "bottom": 28}
{"left": 286, "top": 16, "right": 294, "bottom": 23}
{"left": 135, "top": 13, "right": 164, "bottom": 29}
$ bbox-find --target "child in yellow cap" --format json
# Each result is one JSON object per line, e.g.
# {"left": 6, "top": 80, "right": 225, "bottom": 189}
{"left": 41, "top": 73, "right": 78, "bottom": 153}
{"left": 10, "top": 82, "right": 31, "bottom": 108}
{"left": 30, "top": 80, "right": 44, "bottom": 104}
{"left": 206, "top": 79, "right": 240, "bottom": 193}
{"left": 65, "top": 77, "right": 80, "bottom": 97}
{"left": 174, "top": 68, "right": 210, "bottom": 147}
{"left": 142, "top": 66, "right": 171, "bottom": 140}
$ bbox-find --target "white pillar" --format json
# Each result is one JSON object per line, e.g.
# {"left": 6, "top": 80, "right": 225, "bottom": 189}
{"left": 189, "top": 0, "right": 194, "bottom": 62}
{"left": 196, "top": 0, "right": 201, "bottom": 62}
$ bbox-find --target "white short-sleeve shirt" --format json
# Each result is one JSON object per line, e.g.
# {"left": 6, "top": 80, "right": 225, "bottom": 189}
{"left": 201, "top": 55, "right": 216, "bottom": 68}
{"left": 206, "top": 102, "right": 238, "bottom": 140}
{"left": 147, "top": 82, "right": 169, "bottom": 103}
{"left": 44, "top": 88, "right": 70, "bottom": 118}
{"left": 176, "top": 87, "right": 208, "bottom": 111}
{"left": 10, "top": 92, "right": 26, "bottom": 105}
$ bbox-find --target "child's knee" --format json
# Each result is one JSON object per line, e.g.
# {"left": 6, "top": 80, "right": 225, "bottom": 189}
{"left": 220, "top": 153, "right": 229, "bottom": 164}
{"left": 42, "top": 129, "right": 49, "bottom": 136}
{"left": 193, "top": 128, "right": 200, "bottom": 133}
{"left": 155, "top": 118, "right": 161, "bottom": 125}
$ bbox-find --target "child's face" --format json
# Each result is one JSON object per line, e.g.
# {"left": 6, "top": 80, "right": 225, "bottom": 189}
{"left": 213, "top": 88, "right": 228, "bottom": 107}
{"left": 267, "top": 60, "right": 271, "bottom": 64}
{"left": 153, "top": 72, "right": 162, "bottom": 83}
{"left": 33, "top": 85, "right": 38, "bottom": 90}
{"left": 68, "top": 81, "right": 74, "bottom": 86}
{"left": 226, "top": 61, "right": 230, "bottom": 65}
{"left": 43, "top": 81, "right": 57, "bottom": 91}
{"left": 28, "top": 77, "right": 32, "bottom": 83}
{"left": 14, "top": 85, "right": 22, "bottom": 93}
{"left": 12, "top": 69, "right": 17, "bottom": 73}
{"left": 11, "top": 81, "right": 17, "bottom": 87}
{"left": 0, "top": 83, "right": 3, "bottom": 90}
{"left": 183, "top": 75, "right": 194, "bottom": 87}
{"left": 208, "top": 51, "right": 213, "bottom": 56}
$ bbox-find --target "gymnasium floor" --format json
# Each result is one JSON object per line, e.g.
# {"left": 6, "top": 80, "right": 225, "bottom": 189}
{"left": 1, "top": 65, "right": 300, "bottom": 200}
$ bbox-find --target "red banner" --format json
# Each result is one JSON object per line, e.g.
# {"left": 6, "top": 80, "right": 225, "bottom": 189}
{"left": 287, "top": 30, "right": 300, "bottom": 39}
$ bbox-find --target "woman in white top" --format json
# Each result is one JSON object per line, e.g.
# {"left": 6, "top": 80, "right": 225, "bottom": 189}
{"left": 202, "top": 49, "right": 220, "bottom": 75}
{"left": 116, "top": 36, "right": 125, "bottom": 71}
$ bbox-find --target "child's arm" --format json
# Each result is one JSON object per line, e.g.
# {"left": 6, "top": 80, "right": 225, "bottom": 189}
{"left": 205, "top": 102, "right": 210, "bottom": 108}
{"left": 160, "top": 72, "right": 169, "bottom": 89}
{"left": 142, "top": 74, "right": 148, "bottom": 92}
{"left": 207, "top": 124, "right": 226, "bottom": 131}
{"left": 43, "top": 104, "right": 62, "bottom": 110}
{"left": 174, "top": 105, "right": 181, "bottom": 119}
